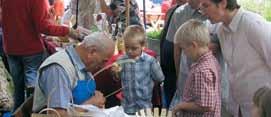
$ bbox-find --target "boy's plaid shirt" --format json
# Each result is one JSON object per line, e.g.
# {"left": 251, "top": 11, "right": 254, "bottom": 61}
{"left": 118, "top": 52, "right": 164, "bottom": 114}
{"left": 181, "top": 51, "right": 221, "bottom": 117}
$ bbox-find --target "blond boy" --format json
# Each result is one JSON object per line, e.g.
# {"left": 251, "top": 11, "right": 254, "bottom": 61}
{"left": 172, "top": 19, "right": 221, "bottom": 117}
{"left": 113, "top": 25, "right": 164, "bottom": 115}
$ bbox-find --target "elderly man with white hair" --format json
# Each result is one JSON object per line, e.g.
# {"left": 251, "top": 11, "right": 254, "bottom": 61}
{"left": 32, "top": 32, "right": 115, "bottom": 116}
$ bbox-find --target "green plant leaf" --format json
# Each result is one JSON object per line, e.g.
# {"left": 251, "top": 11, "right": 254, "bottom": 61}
{"left": 147, "top": 30, "right": 161, "bottom": 40}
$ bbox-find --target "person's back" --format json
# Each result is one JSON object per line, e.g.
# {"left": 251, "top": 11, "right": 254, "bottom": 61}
{"left": 3, "top": 0, "right": 45, "bottom": 55}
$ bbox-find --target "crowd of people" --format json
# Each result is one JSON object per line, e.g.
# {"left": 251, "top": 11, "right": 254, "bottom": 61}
{"left": 0, "top": 0, "right": 271, "bottom": 117}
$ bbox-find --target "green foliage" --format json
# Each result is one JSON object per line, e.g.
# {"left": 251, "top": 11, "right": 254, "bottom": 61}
{"left": 238, "top": 0, "right": 271, "bottom": 21}
{"left": 147, "top": 30, "right": 161, "bottom": 40}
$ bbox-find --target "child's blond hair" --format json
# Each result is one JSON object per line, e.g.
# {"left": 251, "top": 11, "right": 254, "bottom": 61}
{"left": 253, "top": 85, "right": 271, "bottom": 117}
{"left": 174, "top": 19, "right": 210, "bottom": 47}
{"left": 123, "top": 25, "right": 146, "bottom": 46}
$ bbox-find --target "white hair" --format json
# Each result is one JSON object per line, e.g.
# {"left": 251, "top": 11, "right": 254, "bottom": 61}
{"left": 81, "top": 32, "right": 112, "bottom": 52}
{"left": 174, "top": 19, "right": 210, "bottom": 47}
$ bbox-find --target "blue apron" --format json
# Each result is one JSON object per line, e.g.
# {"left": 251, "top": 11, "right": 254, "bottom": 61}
{"left": 65, "top": 48, "right": 96, "bottom": 105}
{"left": 72, "top": 79, "right": 96, "bottom": 104}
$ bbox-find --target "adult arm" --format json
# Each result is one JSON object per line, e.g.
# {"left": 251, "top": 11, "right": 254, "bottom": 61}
{"left": 171, "top": 6, "right": 187, "bottom": 78}
{"left": 31, "top": 0, "right": 70, "bottom": 36}
{"left": 151, "top": 59, "right": 165, "bottom": 82}
{"left": 39, "top": 64, "right": 73, "bottom": 116}
{"left": 246, "top": 18, "right": 271, "bottom": 69}
{"left": 39, "top": 64, "right": 105, "bottom": 116}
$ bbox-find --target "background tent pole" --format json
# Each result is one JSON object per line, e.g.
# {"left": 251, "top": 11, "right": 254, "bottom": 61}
{"left": 143, "top": 0, "right": 146, "bottom": 29}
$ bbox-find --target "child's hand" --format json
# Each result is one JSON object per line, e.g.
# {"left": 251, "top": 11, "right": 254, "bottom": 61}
{"left": 111, "top": 63, "right": 122, "bottom": 73}
{"left": 111, "top": 63, "right": 122, "bottom": 80}
{"left": 172, "top": 108, "right": 182, "bottom": 117}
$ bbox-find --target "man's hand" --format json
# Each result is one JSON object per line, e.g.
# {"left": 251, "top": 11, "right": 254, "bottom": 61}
{"left": 68, "top": 28, "right": 85, "bottom": 41}
{"left": 84, "top": 91, "right": 106, "bottom": 108}
{"left": 48, "top": 7, "right": 56, "bottom": 19}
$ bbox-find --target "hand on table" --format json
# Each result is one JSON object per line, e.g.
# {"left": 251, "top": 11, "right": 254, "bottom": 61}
{"left": 68, "top": 28, "right": 85, "bottom": 41}
{"left": 85, "top": 91, "right": 106, "bottom": 108}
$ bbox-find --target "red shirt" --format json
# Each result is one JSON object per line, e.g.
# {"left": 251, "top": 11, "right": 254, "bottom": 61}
{"left": 161, "top": 0, "right": 171, "bottom": 19}
{"left": 1, "top": 0, "right": 69, "bottom": 55}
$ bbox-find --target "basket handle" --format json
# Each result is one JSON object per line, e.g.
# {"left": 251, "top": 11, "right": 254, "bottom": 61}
{"left": 38, "top": 108, "right": 61, "bottom": 117}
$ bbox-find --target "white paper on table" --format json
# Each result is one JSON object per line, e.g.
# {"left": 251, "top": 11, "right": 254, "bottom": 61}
{"left": 68, "top": 103, "right": 107, "bottom": 117}
{"left": 68, "top": 104, "right": 136, "bottom": 117}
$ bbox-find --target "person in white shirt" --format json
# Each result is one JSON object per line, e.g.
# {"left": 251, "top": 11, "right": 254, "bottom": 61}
{"left": 199, "top": 0, "right": 271, "bottom": 117}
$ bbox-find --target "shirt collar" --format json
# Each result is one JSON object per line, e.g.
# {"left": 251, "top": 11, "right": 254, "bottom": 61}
{"left": 66, "top": 45, "right": 86, "bottom": 71}
{"left": 122, "top": 52, "right": 146, "bottom": 61}
{"left": 222, "top": 8, "right": 243, "bottom": 32}
{"left": 191, "top": 51, "right": 213, "bottom": 68}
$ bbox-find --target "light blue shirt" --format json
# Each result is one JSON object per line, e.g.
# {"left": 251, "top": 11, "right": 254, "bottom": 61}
{"left": 119, "top": 52, "right": 164, "bottom": 114}
{"left": 39, "top": 45, "right": 95, "bottom": 109}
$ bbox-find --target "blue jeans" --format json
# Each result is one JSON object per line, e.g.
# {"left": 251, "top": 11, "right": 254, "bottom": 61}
{"left": 7, "top": 52, "right": 47, "bottom": 111}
